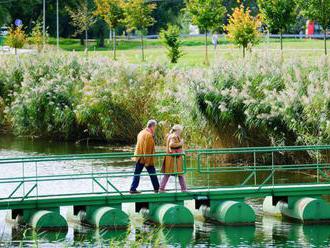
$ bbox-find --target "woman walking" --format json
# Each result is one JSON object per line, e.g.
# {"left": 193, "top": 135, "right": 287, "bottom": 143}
{"left": 159, "top": 124, "right": 188, "bottom": 192}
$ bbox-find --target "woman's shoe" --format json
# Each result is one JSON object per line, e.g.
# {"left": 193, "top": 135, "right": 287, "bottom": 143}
{"left": 159, "top": 189, "right": 167, "bottom": 193}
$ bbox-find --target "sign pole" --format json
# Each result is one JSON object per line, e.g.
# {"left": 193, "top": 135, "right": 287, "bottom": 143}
{"left": 43, "top": 0, "right": 46, "bottom": 51}
{"left": 56, "top": 0, "right": 59, "bottom": 51}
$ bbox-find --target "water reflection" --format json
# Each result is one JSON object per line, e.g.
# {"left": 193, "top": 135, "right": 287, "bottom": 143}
{"left": 11, "top": 227, "right": 67, "bottom": 243}
{"left": 196, "top": 223, "right": 256, "bottom": 246}
{"left": 73, "top": 226, "right": 127, "bottom": 245}
{"left": 162, "top": 227, "right": 193, "bottom": 247}
{"left": 262, "top": 216, "right": 330, "bottom": 248}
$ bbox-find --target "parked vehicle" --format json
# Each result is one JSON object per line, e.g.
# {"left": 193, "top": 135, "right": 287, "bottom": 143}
{"left": 0, "top": 26, "right": 9, "bottom": 36}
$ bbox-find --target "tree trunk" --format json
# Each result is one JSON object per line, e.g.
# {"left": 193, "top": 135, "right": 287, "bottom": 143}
{"left": 324, "top": 30, "right": 328, "bottom": 55}
{"left": 80, "top": 35, "right": 84, "bottom": 46}
{"left": 98, "top": 26, "right": 105, "bottom": 48}
{"left": 243, "top": 46, "right": 245, "bottom": 58}
{"left": 141, "top": 34, "right": 145, "bottom": 61}
{"left": 280, "top": 31, "right": 283, "bottom": 51}
{"left": 113, "top": 29, "right": 117, "bottom": 60}
{"left": 204, "top": 31, "right": 209, "bottom": 65}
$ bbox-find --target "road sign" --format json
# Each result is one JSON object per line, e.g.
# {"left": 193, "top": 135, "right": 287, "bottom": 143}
{"left": 15, "top": 19, "right": 23, "bottom": 27}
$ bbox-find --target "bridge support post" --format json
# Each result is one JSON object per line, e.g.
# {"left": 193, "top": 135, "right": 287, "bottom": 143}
{"left": 199, "top": 200, "right": 256, "bottom": 225}
{"left": 263, "top": 196, "right": 330, "bottom": 223}
{"left": 72, "top": 204, "right": 129, "bottom": 229}
{"left": 140, "top": 202, "right": 194, "bottom": 227}
{"left": 11, "top": 208, "right": 68, "bottom": 231}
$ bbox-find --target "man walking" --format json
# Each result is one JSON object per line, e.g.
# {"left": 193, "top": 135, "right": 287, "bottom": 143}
{"left": 130, "top": 120, "right": 160, "bottom": 194}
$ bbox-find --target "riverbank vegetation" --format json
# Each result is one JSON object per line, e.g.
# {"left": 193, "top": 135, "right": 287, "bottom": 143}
{"left": 0, "top": 53, "right": 329, "bottom": 148}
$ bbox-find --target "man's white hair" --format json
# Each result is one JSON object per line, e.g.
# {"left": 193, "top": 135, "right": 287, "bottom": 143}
{"left": 147, "top": 119, "right": 157, "bottom": 128}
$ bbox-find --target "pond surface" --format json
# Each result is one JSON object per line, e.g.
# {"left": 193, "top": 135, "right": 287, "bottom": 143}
{"left": 0, "top": 135, "right": 330, "bottom": 247}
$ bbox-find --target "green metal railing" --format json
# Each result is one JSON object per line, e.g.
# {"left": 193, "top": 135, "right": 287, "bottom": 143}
{"left": 197, "top": 145, "right": 330, "bottom": 187}
{"left": 0, "top": 152, "right": 187, "bottom": 201}
{"left": 0, "top": 145, "right": 329, "bottom": 203}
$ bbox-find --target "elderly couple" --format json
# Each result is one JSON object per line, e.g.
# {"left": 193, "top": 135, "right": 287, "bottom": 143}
{"left": 129, "top": 119, "right": 187, "bottom": 194}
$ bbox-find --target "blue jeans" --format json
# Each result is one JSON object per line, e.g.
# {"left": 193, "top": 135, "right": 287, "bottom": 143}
{"left": 130, "top": 161, "right": 160, "bottom": 191}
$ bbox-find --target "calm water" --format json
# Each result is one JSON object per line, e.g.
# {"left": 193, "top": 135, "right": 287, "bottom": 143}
{"left": 0, "top": 135, "right": 330, "bottom": 247}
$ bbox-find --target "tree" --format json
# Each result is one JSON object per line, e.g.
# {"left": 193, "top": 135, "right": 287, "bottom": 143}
{"left": 94, "top": 0, "right": 124, "bottom": 60}
{"left": 258, "top": 0, "right": 297, "bottom": 51}
{"left": 149, "top": 0, "right": 185, "bottom": 34}
{"left": 296, "top": 0, "right": 330, "bottom": 55}
{"left": 30, "top": 20, "right": 44, "bottom": 53}
{"left": 67, "top": 1, "right": 96, "bottom": 53}
{"left": 0, "top": 5, "right": 10, "bottom": 27}
{"left": 160, "top": 25, "right": 183, "bottom": 63}
{"left": 185, "top": 0, "right": 226, "bottom": 65}
{"left": 224, "top": 5, "right": 262, "bottom": 58}
{"left": 123, "top": 0, "right": 156, "bottom": 61}
{"left": 6, "top": 26, "right": 27, "bottom": 55}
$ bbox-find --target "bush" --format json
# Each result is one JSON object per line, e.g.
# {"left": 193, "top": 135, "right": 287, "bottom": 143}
{"left": 160, "top": 25, "right": 183, "bottom": 63}
{"left": 7, "top": 55, "right": 84, "bottom": 139}
{"left": 196, "top": 54, "right": 330, "bottom": 146}
{"left": 1, "top": 53, "right": 330, "bottom": 149}
{"left": 6, "top": 26, "right": 27, "bottom": 55}
{"left": 30, "top": 20, "right": 44, "bottom": 53}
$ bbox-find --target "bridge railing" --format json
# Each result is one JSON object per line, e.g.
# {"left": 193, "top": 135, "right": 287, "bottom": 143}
{"left": 1, "top": 145, "right": 330, "bottom": 202}
{"left": 0, "top": 152, "right": 187, "bottom": 201}
{"left": 196, "top": 145, "right": 330, "bottom": 187}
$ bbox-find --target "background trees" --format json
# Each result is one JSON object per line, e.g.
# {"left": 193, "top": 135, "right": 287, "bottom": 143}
{"left": 258, "top": 0, "right": 297, "bottom": 51}
{"left": 67, "top": 1, "right": 96, "bottom": 52}
{"left": 122, "top": 0, "right": 156, "bottom": 61}
{"left": 225, "top": 5, "right": 262, "bottom": 57}
{"left": 94, "top": 0, "right": 124, "bottom": 60}
{"left": 296, "top": 0, "right": 330, "bottom": 55}
{"left": 185, "top": 0, "right": 226, "bottom": 64}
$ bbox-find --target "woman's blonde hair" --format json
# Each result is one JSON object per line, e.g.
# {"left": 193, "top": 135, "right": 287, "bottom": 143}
{"left": 170, "top": 124, "right": 184, "bottom": 134}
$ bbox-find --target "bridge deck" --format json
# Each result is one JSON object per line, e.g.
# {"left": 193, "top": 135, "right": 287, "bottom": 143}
{"left": 1, "top": 183, "right": 330, "bottom": 210}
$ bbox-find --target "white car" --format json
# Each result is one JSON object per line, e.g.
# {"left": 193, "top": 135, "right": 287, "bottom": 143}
{"left": 0, "top": 26, "right": 9, "bottom": 36}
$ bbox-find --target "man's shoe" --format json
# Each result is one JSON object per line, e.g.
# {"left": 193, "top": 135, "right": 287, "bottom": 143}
{"left": 129, "top": 190, "right": 141, "bottom": 194}
{"left": 154, "top": 190, "right": 159, "bottom": 193}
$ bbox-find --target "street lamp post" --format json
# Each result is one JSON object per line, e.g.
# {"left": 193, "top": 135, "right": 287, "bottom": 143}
{"left": 56, "top": 0, "right": 59, "bottom": 51}
{"left": 43, "top": 0, "right": 46, "bottom": 50}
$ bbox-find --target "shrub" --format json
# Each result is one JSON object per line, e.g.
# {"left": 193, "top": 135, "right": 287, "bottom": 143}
{"left": 30, "top": 20, "right": 44, "bottom": 53}
{"left": 160, "top": 25, "right": 183, "bottom": 64}
{"left": 7, "top": 55, "right": 84, "bottom": 139}
{"left": 2, "top": 53, "right": 330, "bottom": 149}
{"left": 224, "top": 5, "right": 262, "bottom": 58}
{"left": 195, "top": 54, "right": 330, "bottom": 147}
{"left": 76, "top": 61, "right": 170, "bottom": 143}
{"left": 6, "top": 26, "right": 27, "bottom": 55}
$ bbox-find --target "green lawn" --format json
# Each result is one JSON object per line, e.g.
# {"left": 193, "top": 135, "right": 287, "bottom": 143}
{"left": 49, "top": 36, "right": 327, "bottom": 51}
{"left": 44, "top": 36, "right": 329, "bottom": 67}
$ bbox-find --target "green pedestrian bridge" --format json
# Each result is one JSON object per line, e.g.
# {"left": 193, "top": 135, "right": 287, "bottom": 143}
{"left": 1, "top": 145, "right": 330, "bottom": 232}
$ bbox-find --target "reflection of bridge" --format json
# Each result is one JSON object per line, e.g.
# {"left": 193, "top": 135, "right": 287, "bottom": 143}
{"left": 1, "top": 145, "right": 330, "bottom": 231}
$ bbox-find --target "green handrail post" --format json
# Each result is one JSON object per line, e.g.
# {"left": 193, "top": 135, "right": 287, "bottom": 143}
{"left": 35, "top": 161, "right": 38, "bottom": 199}
{"left": 253, "top": 152, "right": 257, "bottom": 185}
{"left": 271, "top": 152, "right": 275, "bottom": 186}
